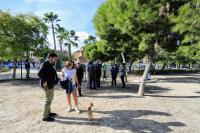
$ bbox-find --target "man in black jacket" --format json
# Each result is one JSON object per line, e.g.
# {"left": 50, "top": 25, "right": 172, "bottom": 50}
{"left": 76, "top": 61, "right": 84, "bottom": 96}
{"left": 24, "top": 59, "right": 30, "bottom": 78}
{"left": 87, "top": 61, "right": 96, "bottom": 89}
{"left": 38, "top": 53, "right": 58, "bottom": 122}
{"left": 94, "top": 59, "right": 102, "bottom": 88}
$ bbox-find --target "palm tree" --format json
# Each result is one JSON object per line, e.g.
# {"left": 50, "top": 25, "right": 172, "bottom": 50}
{"left": 55, "top": 25, "right": 69, "bottom": 65}
{"left": 64, "top": 30, "right": 79, "bottom": 60}
{"left": 43, "top": 12, "right": 60, "bottom": 52}
{"left": 56, "top": 25, "right": 79, "bottom": 60}
{"left": 84, "top": 35, "right": 96, "bottom": 44}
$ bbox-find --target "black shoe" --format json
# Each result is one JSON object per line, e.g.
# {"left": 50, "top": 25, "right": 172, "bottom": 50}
{"left": 49, "top": 113, "right": 57, "bottom": 117}
{"left": 42, "top": 117, "right": 55, "bottom": 122}
{"left": 79, "top": 94, "right": 83, "bottom": 97}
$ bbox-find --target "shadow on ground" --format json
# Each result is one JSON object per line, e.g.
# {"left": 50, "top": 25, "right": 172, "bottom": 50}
{"left": 0, "top": 79, "right": 39, "bottom": 88}
{"left": 54, "top": 110, "right": 185, "bottom": 133}
{"left": 0, "top": 79, "right": 172, "bottom": 98}
{"left": 84, "top": 81, "right": 171, "bottom": 97}
{"left": 145, "top": 94, "right": 200, "bottom": 99}
{"left": 85, "top": 94, "right": 142, "bottom": 99}
{"left": 158, "top": 76, "right": 200, "bottom": 84}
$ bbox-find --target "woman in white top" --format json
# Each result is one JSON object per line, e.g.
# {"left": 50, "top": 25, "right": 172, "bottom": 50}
{"left": 61, "top": 61, "right": 81, "bottom": 113}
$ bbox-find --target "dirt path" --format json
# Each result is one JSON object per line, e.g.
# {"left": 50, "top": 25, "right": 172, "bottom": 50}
{"left": 0, "top": 73, "right": 200, "bottom": 133}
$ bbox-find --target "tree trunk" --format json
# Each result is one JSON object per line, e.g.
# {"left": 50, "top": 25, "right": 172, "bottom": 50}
{"left": 138, "top": 55, "right": 152, "bottom": 96}
{"left": 121, "top": 52, "right": 125, "bottom": 63}
{"left": 121, "top": 52, "right": 128, "bottom": 82}
{"left": 12, "top": 57, "right": 17, "bottom": 79}
{"left": 60, "top": 43, "right": 63, "bottom": 67}
{"left": 68, "top": 44, "right": 72, "bottom": 60}
{"left": 51, "top": 22, "right": 56, "bottom": 52}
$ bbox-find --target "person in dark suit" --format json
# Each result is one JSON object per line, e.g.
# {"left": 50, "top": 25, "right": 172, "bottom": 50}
{"left": 38, "top": 53, "right": 58, "bottom": 122}
{"left": 87, "top": 61, "right": 96, "bottom": 89}
{"left": 24, "top": 59, "right": 30, "bottom": 78}
{"left": 110, "top": 64, "right": 119, "bottom": 87}
{"left": 94, "top": 59, "right": 102, "bottom": 88}
{"left": 76, "top": 61, "right": 84, "bottom": 96}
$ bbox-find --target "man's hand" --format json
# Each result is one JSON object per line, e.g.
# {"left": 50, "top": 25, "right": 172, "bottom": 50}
{"left": 43, "top": 81, "right": 47, "bottom": 88}
{"left": 78, "top": 84, "right": 81, "bottom": 89}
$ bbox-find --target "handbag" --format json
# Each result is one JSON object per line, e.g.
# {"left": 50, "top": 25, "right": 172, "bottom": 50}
{"left": 60, "top": 78, "right": 73, "bottom": 93}
{"left": 60, "top": 78, "right": 70, "bottom": 89}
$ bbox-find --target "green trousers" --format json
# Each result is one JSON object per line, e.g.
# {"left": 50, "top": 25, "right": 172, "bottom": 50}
{"left": 43, "top": 87, "right": 54, "bottom": 118}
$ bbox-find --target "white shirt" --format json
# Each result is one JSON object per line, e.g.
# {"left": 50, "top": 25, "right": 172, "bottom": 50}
{"left": 62, "top": 68, "right": 76, "bottom": 84}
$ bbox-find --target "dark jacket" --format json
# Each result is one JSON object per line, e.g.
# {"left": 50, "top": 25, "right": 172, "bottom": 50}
{"left": 94, "top": 64, "right": 102, "bottom": 77}
{"left": 87, "top": 64, "right": 95, "bottom": 78}
{"left": 24, "top": 61, "right": 30, "bottom": 69}
{"left": 76, "top": 66, "right": 84, "bottom": 79}
{"left": 111, "top": 66, "right": 119, "bottom": 77}
{"left": 38, "top": 60, "right": 58, "bottom": 89}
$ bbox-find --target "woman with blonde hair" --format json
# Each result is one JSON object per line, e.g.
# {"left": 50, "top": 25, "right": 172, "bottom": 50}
{"left": 61, "top": 60, "right": 81, "bottom": 113}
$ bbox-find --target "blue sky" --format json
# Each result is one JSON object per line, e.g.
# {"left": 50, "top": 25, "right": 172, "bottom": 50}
{"left": 0, "top": 0, "right": 104, "bottom": 50}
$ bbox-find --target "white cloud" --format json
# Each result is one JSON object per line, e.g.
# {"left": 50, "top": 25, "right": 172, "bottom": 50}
{"left": 76, "top": 31, "right": 89, "bottom": 43}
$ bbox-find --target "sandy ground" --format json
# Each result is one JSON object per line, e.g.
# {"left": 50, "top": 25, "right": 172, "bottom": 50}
{"left": 0, "top": 73, "right": 200, "bottom": 133}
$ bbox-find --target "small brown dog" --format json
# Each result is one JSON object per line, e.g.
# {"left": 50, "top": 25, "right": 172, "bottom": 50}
{"left": 87, "top": 103, "right": 94, "bottom": 121}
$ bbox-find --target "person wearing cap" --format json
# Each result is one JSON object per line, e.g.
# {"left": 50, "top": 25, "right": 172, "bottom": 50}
{"left": 76, "top": 61, "right": 84, "bottom": 96}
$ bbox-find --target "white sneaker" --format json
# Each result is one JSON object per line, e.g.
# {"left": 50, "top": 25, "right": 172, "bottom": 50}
{"left": 67, "top": 106, "right": 72, "bottom": 112}
{"left": 75, "top": 107, "right": 80, "bottom": 113}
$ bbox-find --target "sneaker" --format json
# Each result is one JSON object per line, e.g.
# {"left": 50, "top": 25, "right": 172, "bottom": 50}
{"left": 75, "top": 107, "right": 80, "bottom": 113}
{"left": 67, "top": 106, "right": 72, "bottom": 112}
{"left": 49, "top": 113, "right": 57, "bottom": 117}
{"left": 42, "top": 117, "right": 55, "bottom": 122}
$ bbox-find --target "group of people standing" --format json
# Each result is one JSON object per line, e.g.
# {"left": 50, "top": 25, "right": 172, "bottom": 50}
{"left": 110, "top": 63, "right": 126, "bottom": 88}
{"left": 87, "top": 60, "right": 127, "bottom": 89}
{"left": 87, "top": 59, "right": 102, "bottom": 89}
{"left": 38, "top": 52, "right": 127, "bottom": 122}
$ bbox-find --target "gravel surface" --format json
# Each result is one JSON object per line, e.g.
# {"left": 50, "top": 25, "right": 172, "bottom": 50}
{"left": 0, "top": 73, "right": 200, "bottom": 133}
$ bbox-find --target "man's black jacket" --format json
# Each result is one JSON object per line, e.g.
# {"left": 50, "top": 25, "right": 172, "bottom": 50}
{"left": 38, "top": 60, "right": 58, "bottom": 89}
{"left": 76, "top": 66, "right": 84, "bottom": 80}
